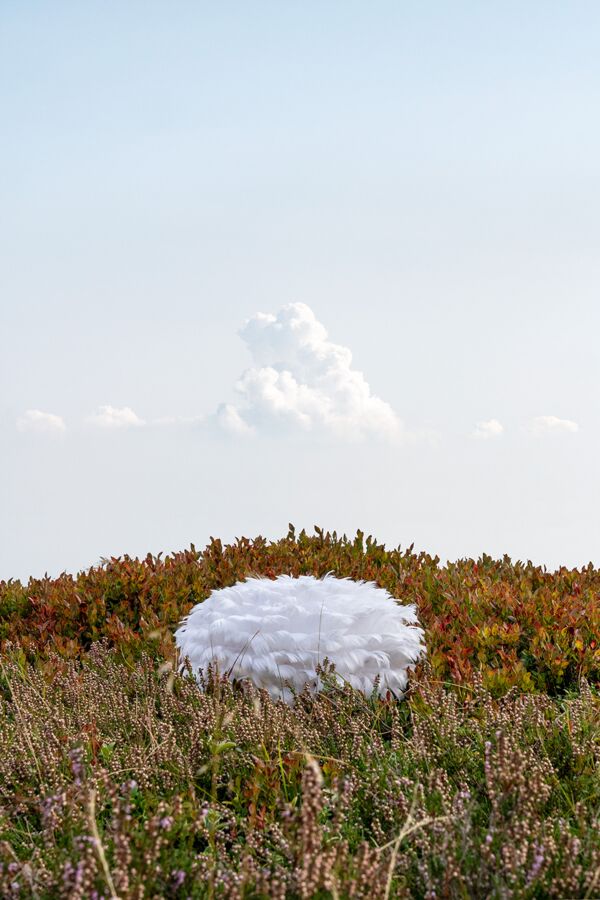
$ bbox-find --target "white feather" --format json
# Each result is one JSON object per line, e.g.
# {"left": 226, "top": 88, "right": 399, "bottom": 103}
{"left": 174, "top": 573, "right": 426, "bottom": 702}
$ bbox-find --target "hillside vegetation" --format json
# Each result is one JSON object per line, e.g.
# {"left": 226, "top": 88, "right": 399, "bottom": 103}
{"left": 0, "top": 527, "right": 598, "bottom": 898}
{"left": 1, "top": 526, "right": 599, "bottom": 695}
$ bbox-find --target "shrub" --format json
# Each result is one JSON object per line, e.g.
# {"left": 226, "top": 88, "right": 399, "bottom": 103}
{"left": 1, "top": 526, "right": 599, "bottom": 695}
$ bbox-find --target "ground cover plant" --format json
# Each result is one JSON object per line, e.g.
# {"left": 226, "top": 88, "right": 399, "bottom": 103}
{"left": 0, "top": 527, "right": 599, "bottom": 898}
{"left": 1, "top": 526, "right": 599, "bottom": 695}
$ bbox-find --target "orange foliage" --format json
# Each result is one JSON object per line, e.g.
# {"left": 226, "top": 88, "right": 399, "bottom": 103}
{"left": 1, "top": 525, "right": 599, "bottom": 695}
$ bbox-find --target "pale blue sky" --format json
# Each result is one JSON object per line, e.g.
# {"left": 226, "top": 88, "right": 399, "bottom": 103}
{"left": 1, "top": 2, "right": 599, "bottom": 580}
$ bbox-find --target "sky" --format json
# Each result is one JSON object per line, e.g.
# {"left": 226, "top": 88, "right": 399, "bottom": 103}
{"left": 1, "top": 1, "right": 600, "bottom": 581}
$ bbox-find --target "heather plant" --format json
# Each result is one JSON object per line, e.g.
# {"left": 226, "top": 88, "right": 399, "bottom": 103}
{"left": 1, "top": 527, "right": 599, "bottom": 695}
{"left": 0, "top": 642, "right": 598, "bottom": 898}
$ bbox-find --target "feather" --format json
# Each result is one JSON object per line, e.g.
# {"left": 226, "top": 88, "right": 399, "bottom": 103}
{"left": 174, "top": 573, "right": 425, "bottom": 702}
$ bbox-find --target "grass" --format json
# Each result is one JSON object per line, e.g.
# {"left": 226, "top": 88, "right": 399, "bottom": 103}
{"left": 0, "top": 647, "right": 599, "bottom": 898}
{"left": 0, "top": 528, "right": 599, "bottom": 898}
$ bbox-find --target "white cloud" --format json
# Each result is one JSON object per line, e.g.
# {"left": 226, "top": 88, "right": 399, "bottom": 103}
{"left": 530, "top": 415, "right": 579, "bottom": 434}
{"left": 472, "top": 418, "right": 504, "bottom": 439}
{"left": 85, "top": 405, "right": 145, "bottom": 428}
{"left": 216, "top": 403, "right": 255, "bottom": 436}
{"left": 216, "top": 302, "right": 403, "bottom": 441}
{"left": 16, "top": 409, "right": 66, "bottom": 434}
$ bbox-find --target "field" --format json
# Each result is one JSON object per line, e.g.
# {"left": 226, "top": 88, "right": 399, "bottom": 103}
{"left": 0, "top": 526, "right": 599, "bottom": 898}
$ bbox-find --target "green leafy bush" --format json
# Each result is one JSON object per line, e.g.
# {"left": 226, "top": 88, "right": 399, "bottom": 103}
{"left": 1, "top": 526, "right": 599, "bottom": 695}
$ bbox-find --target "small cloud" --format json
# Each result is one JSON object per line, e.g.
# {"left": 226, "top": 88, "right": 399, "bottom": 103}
{"left": 85, "top": 405, "right": 145, "bottom": 428}
{"left": 215, "top": 302, "right": 403, "bottom": 442}
{"left": 472, "top": 418, "right": 504, "bottom": 439}
{"left": 530, "top": 415, "right": 579, "bottom": 434}
{"left": 17, "top": 409, "right": 66, "bottom": 434}
{"left": 216, "top": 403, "right": 255, "bottom": 436}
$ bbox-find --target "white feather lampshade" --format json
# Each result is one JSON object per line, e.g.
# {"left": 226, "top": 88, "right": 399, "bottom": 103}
{"left": 174, "top": 573, "right": 426, "bottom": 703}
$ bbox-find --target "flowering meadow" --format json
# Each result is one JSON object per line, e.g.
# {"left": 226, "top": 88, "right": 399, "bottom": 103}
{"left": 0, "top": 526, "right": 599, "bottom": 898}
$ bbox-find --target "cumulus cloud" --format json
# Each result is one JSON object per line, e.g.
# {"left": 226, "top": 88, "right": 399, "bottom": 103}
{"left": 215, "top": 302, "right": 403, "bottom": 441}
{"left": 472, "top": 418, "right": 504, "bottom": 439}
{"left": 85, "top": 405, "right": 145, "bottom": 428}
{"left": 530, "top": 415, "right": 579, "bottom": 434}
{"left": 216, "top": 404, "right": 255, "bottom": 436}
{"left": 17, "top": 409, "right": 66, "bottom": 434}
